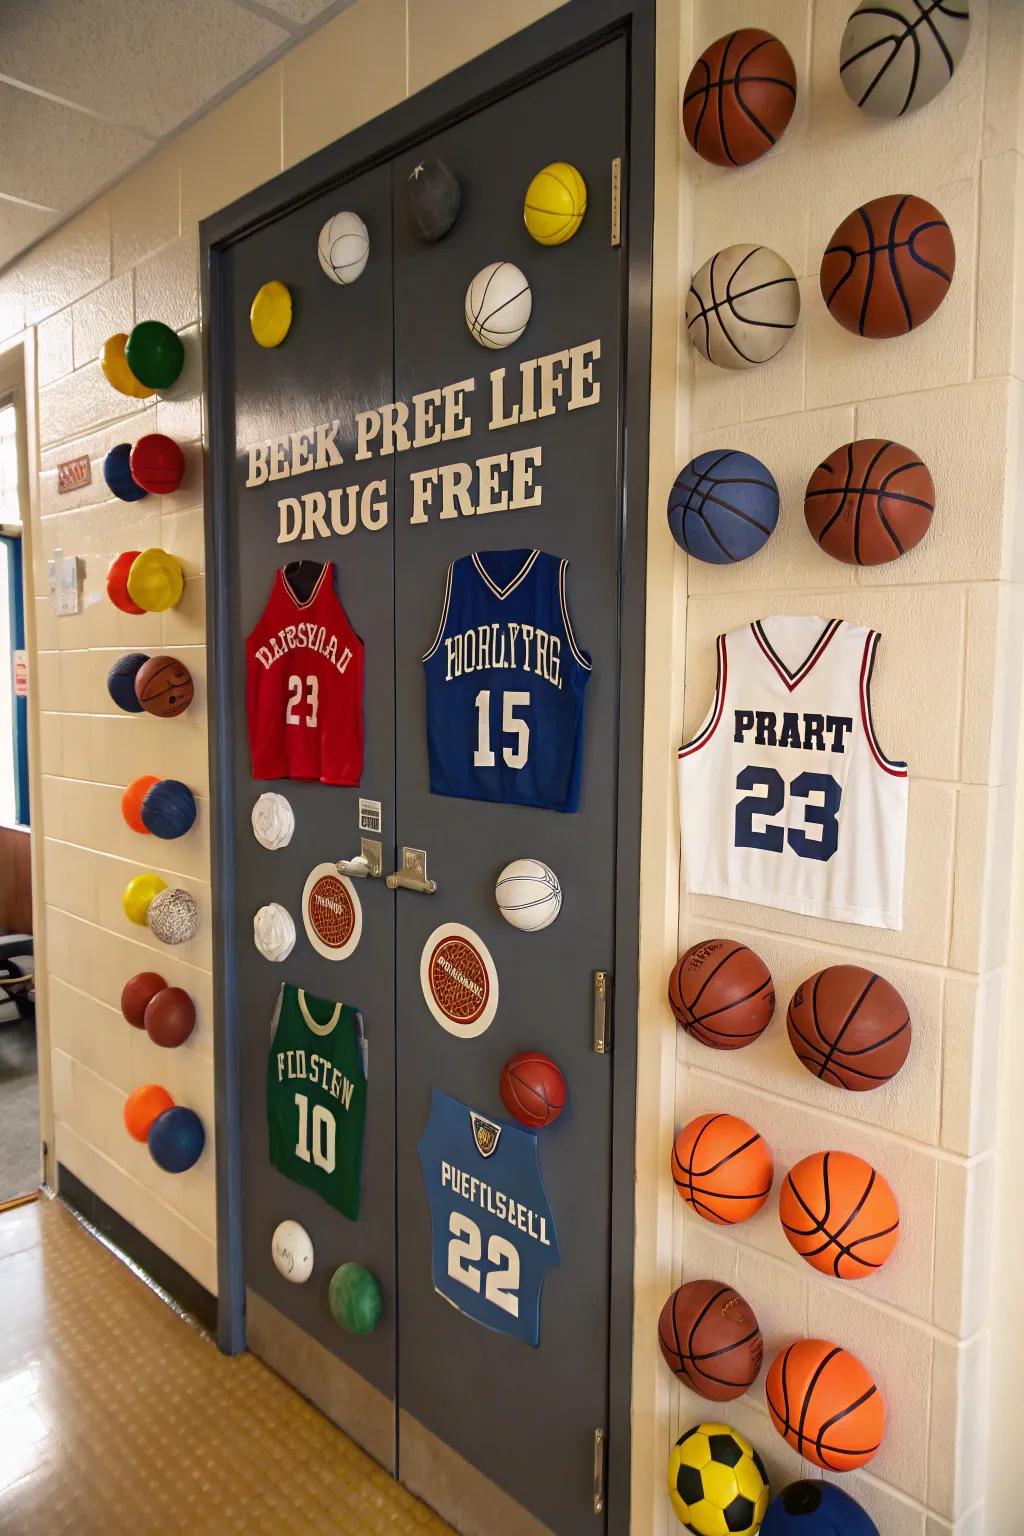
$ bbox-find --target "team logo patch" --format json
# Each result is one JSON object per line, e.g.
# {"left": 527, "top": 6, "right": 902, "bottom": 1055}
{"left": 470, "top": 1112, "right": 501, "bottom": 1158}
{"left": 301, "top": 863, "right": 362, "bottom": 961}
{"left": 419, "top": 922, "right": 499, "bottom": 1038}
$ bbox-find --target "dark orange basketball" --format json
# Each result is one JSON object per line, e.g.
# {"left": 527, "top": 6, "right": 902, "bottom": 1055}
{"left": 120, "top": 971, "right": 167, "bottom": 1029}
{"left": 134, "top": 654, "right": 194, "bottom": 717}
{"left": 804, "top": 438, "right": 935, "bottom": 565}
{"left": 499, "top": 1051, "right": 566, "bottom": 1128}
{"left": 121, "top": 774, "right": 161, "bottom": 834}
{"left": 683, "top": 29, "right": 797, "bottom": 168}
{"left": 766, "top": 1339, "right": 885, "bottom": 1470}
{"left": 124, "top": 1083, "right": 174, "bottom": 1143}
{"left": 669, "top": 939, "right": 774, "bottom": 1049}
{"left": 144, "top": 986, "right": 196, "bottom": 1049}
{"left": 821, "top": 192, "right": 955, "bottom": 338}
{"left": 780, "top": 1151, "right": 900, "bottom": 1279}
{"left": 658, "top": 1279, "right": 763, "bottom": 1401}
{"left": 787, "top": 965, "right": 911, "bottom": 1091}
{"left": 672, "top": 1112, "right": 774, "bottom": 1224}
{"left": 106, "top": 550, "right": 144, "bottom": 614}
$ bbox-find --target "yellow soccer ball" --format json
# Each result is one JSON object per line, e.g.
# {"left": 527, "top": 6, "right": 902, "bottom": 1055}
{"left": 668, "top": 1423, "right": 769, "bottom": 1535}
{"left": 126, "top": 549, "right": 184, "bottom": 613}
{"left": 99, "top": 334, "right": 155, "bottom": 399}
{"left": 122, "top": 873, "right": 168, "bottom": 926}
{"left": 523, "top": 162, "right": 587, "bottom": 246}
{"left": 250, "top": 280, "right": 293, "bottom": 348}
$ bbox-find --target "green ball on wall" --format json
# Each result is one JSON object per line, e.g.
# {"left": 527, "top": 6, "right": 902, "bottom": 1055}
{"left": 328, "top": 1262, "right": 382, "bottom": 1335}
{"left": 125, "top": 321, "right": 184, "bottom": 390}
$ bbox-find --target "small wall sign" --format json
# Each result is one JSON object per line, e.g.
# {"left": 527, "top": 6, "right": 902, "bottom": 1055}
{"left": 57, "top": 456, "right": 91, "bottom": 494}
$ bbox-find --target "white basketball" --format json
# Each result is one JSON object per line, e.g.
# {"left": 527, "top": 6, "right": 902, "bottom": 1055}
{"left": 318, "top": 211, "right": 369, "bottom": 285}
{"left": 495, "top": 858, "right": 562, "bottom": 932}
{"left": 686, "top": 243, "right": 800, "bottom": 370}
{"left": 271, "top": 1219, "right": 313, "bottom": 1284}
{"left": 840, "top": 0, "right": 970, "bottom": 119}
{"left": 465, "top": 261, "right": 532, "bottom": 349}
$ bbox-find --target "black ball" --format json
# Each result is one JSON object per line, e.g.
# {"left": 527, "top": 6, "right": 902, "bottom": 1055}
{"left": 107, "top": 653, "right": 149, "bottom": 713}
{"left": 407, "top": 157, "right": 461, "bottom": 243}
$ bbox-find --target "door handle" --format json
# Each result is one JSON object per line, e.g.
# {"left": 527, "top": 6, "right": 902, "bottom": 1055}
{"left": 386, "top": 846, "right": 437, "bottom": 894}
{"left": 336, "top": 837, "right": 382, "bottom": 879}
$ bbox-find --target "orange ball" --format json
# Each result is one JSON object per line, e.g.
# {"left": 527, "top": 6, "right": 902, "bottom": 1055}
{"left": 124, "top": 1083, "right": 174, "bottom": 1143}
{"left": 766, "top": 1339, "right": 885, "bottom": 1470}
{"left": 107, "top": 550, "right": 145, "bottom": 614}
{"left": 121, "top": 775, "right": 160, "bottom": 833}
{"left": 779, "top": 1151, "right": 900, "bottom": 1279}
{"left": 671, "top": 1112, "right": 773, "bottom": 1225}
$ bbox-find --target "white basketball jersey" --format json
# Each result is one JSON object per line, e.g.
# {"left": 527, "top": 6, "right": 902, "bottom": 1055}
{"left": 678, "top": 616, "right": 908, "bottom": 929}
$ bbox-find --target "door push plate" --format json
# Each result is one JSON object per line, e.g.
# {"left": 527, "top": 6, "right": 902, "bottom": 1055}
{"left": 386, "top": 846, "right": 437, "bottom": 894}
{"left": 593, "top": 971, "right": 612, "bottom": 1054}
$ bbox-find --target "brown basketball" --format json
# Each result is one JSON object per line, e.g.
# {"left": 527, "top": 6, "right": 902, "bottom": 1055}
{"left": 820, "top": 192, "right": 955, "bottom": 338}
{"left": 658, "top": 1279, "right": 763, "bottom": 1401}
{"left": 804, "top": 438, "right": 935, "bottom": 564}
{"left": 143, "top": 985, "right": 196, "bottom": 1049}
{"left": 669, "top": 939, "right": 774, "bottom": 1049}
{"left": 787, "top": 965, "right": 911, "bottom": 1090}
{"left": 134, "top": 654, "right": 194, "bottom": 717}
{"left": 120, "top": 971, "right": 166, "bottom": 1029}
{"left": 683, "top": 29, "right": 797, "bottom": 168}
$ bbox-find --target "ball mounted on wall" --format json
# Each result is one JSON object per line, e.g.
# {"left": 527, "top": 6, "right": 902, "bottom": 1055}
{"left": 787, "top": 964, "right": 911, "bottom": 1090}
{"left": 142, "top": 985, "right": 196, "bottom": 1048}
{"left": 121, "top": 774, "right": 161, "bottom": 834}
{"left": 148, "top": 1105, "right": 204, "bottom": 1173}
{"left": 766, "top": 1339, "right": 884, "bottom": 1470}
{"left": 122, "top": 872, "right": 167, "bottom": 925}
{"left": 668, "top": 938, "right": 775, "bottom": 1049}
{"left": 671, "top": 1111, "right": 774, "bottom": 1226}
{"left": 134, "top": 654, "right": 194, "bottom": 717}
{"left": 254, "top": 901, "right": 296, "bottom": 962}
{"left": 523, "top": 162, "right": 587, "bottom": 246}
{"left": 683, "top": 28, "right": 797, "bottom": 167}
{"left": 147, "top": 888, "right": 200, "bottom": 946}
{"left": 318, "top": 212, "right": 370, "bottom": 285}
{"left": 840, "top": 0, "right": 970, "bottom": 120}
{"left": 124, "top": 1083, "right": 173, "bottom": 1142}
{"left": 465, "top": 262, "right": 532, "bottom": 350}
{"left": 407, "top": 157, "right": 461, "bottom": 243}
{"left": 779, "top": 1150, "right": 900, "bottom": 1279}
{"left": 130, "top": 434, "right": 185, "bottom": 496}
{"left": 250, "top": 280, "right": 293, "bottom": 348}
{"left": 103, "top": 444, "right": 148, "bottom": 503}
{"left": 820, "top": 193, "right": 955, "bottom": 338}
{"left": 125, "top": 548, "right": 185, "bottom": 612}
{"left": 106, "top": 551, "right": 145, "bottom": 615}
{"left": 499, "top": 1051, "right": 566, "bottom": 1128}
{"left": 120, "top": 971, "right": 167, "bottom": 1028}
{"left": 99, "top": 334, "right": 155, "bottom": 400}
{"left": 804, "top": 438, "right": 935, "bottom": 564}
{"left": 494, "top": 858, "right": 561, "bottom": 931}
{"left": 668, "top": 1422, "right": 770, "bottom": 1535}
{"left": 106, "top": 653, "right": 149, "bottom": 713}
{"left": 686, "top": 244, "right": 800, "bottom": 368}
{"left": 761, "top": 1480, "right": 879, "bottom": 1536}
{"left": 125, "top": 321, "right": 185, "bottom": 392}
{"left": 658, "top": 1278, "right": 763, "bottom": 1401}
{"left": 329, "top": 1262, "right": 383, "bottom": 1335}
{"left": 251, "top": 792, "right": 294, "bottom": 850}
{"left": 271, "top": 1219, "right": 314, "bottom": 1283}
{"left": 668, "top": 449, "right": 779, "bottom": 564}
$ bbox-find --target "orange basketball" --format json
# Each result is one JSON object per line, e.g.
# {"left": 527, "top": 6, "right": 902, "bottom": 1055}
{"left": 779, "top": 1151, "right": 900, "bottom": 1280}
{"left": 671, "top": 1112, "right": 774, "bottom": 1224}
{"left": 124, "top": 1083, "right": 174, "bottom": 1143}
{"left": 121, "top": 774, "right": 160, "bottom": 834}
{"left": 669, "top": 939, "right": 775, "bottom": 1049}
{"left": 766, "top": 1339, "right": 884, "bottom": 1470}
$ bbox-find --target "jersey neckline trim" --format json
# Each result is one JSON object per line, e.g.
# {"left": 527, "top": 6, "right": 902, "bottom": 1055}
{"left": 297, "top": 988, "right": 342, "bottom": 1035}
{"left": 280, "top": 562, "right": 331, "bottom": 610}
{"left": 750, "top": 617, "right": 842, "bottom": 693}
{"left": 471, "top": 549, "right": 540, "bottom": 600}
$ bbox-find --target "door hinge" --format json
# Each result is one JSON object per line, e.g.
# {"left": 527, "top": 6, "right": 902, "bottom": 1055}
{"left": 610, "top": 158, "right": 622, "bottom": 247}
{"left": 593, "top": 1427, "right": 607, "bottom": 1514}
{"left": 593, "top": 971, "right": 612, "bottom": 1054}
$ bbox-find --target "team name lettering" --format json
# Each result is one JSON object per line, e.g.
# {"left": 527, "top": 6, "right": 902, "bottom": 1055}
{"left": 254, "top": 623, "right": 353, "bottom": 674}
{"left": 444, "top": 624, "right": 562, "bottom": 689}
{"left": 440, "top": 1160, "right": 552, "bottom": 1246}
{"left": 733, "top": 709, "right": 853, "bottom": 754}
{"left": 436, "top": 954, "right": 483, "bottom": 1000}
{"left": 275, "top": 1048, "right": 355, "bottom": 1111}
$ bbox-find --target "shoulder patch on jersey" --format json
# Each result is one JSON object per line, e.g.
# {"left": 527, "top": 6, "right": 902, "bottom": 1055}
{"left": 470, "top": 1112, "right": 501, "bottom": 1158}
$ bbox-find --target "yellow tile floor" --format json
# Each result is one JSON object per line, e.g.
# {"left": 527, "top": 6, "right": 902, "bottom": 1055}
{"left": 0, "top": 1196, "right": 456, "bottom": 1534}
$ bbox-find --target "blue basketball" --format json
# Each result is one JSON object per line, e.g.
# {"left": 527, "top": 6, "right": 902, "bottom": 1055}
{"left": 103, "top": 443, "right": 148, "bottom": 502}
{"left": 148, "top": 1106, "right": 204, "bottom": 1173}
{"left": 668, "top": 448, "right": 779, "bottom": 563}
{"left": 106, "top": 653, "right": 149, "bottom": 713}
{"left": 141, "top": 779, "right": 197, "bottom": 839}
{"left": 762, "top": 1481, "right": 878, "bottom": 1536}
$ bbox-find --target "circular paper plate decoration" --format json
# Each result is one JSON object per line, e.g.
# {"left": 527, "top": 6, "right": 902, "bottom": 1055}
{"left": 668, "top": 1423, "right": 770, "bottom": 1535}
{"left": 124, "top": 1083, "right": 173, "bottom": 1142}
{"left": 144, "top": 986, "right": 196, "bottom": 1048}
{"left": 254, "top": 902, "right": 295, "bottom": 962}
{"left": 465, "top": 262, "right": 532, "bottom": 350}
{"left": 103, "top": 443, "right": 147, "bottom": 503}
{"left": 148, "top": 1105, "right": 204, "bottom": 1173}
{"left": 250, "top": 280, "right": 293, "bottom": 348}
{"left": 271, "top": 1219, "right": 314, "bottom": 1284}
{"left": 687, "top": 243, "right": 800, "bottom": 368}
{"left": 120, "top": 971, "right": 166, "bottom": 1029}
{"left": 141, "top": 779, "right": 196, "bottom": 839}
{"left": 99, "top": 333, "right": 155, "bottom": 399}
{"left": 840, "top": 0, "right": 970, "bottom": 119}
{"left": 780, "top": 1150, "right": 900, "bottom": 1279}
{"left": 318, "top": 212, "right": 369, "bottom": 285}
{"left": 761, "top": 1481, "right": 879, "bottom": 1536}
{"left": 134, "top": 654, "right": 194, "bottom": 717}
{"left": 766, "top": 1339, "right": 884, "bottom": 1470}
{"left": 126, "top": 549, "right": 184, "bottom": 612}
{"left": 683, "top": 28, "right": 797, "bottom": 167}
{"left": 251, "top": 792, "right": 294, "bottom": 850}
{"left": 420, "top": 922, "right": 499, "bottom": 1039}
{"left": 125, "top": 320, "right": 184, "bottom": 391}
{"left": 302, "top": 863, "right": 362, "bottom": 961}
{"left": 787, "top": 964, "right": 911, "bottom": 1090}
{"left": 523, "top": 162, "right": 587, "bottom": 246}
{"left": 107, "top": 551, "right": 144, "bottom": 615}
{"left": 147, "top": 888, "right": 200, "bottom": 946}
{"left": 329, "top": 1262, "right": 382, "bottom": 1335}
{"left": 658, "top": 1279, "right": 763, "bottom": 1401}
{"left": 821, "top": 193, "right": 955, "bottom": 338}
{"left": 407, "top": 157, "right": 461, "bottom": 243}
{"left": 121, "top": 775, "right": 161, "bottom": 834}
{"left": 668, "top": 449, "right": 779, "bottom": 564}
{"left": 107, "top": 653, "right": 149, "bottom": 713}
{"left": 672, "top": 1112, "right": 774, "bottom": 1225}
{"left": 129, "top": 434, "right": 185, "bottom": 496}
{"left": 669, "top": 938, "right": 775, "bottom": 1049}
{"left": 122, "top": 872, "right": 167, "bottom": 925}
{"left": 495, "top": 858, "right": 561, "bottom": 931}
{"left": 499, "top": 1051, "right": 566, "bottom": 1128}
{"left": 804, "top": 438, "right": 935, "bottom": 564}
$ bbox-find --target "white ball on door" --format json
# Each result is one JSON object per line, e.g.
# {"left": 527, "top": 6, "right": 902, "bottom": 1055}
{"left": 271, "top": 1219, "right": 314, "bottom": 1283}
{"left": 495, "top": 859, "right": 562, "bottom": 932}
{"left": 465, "top": 261, "right": 533, "bottom": 349}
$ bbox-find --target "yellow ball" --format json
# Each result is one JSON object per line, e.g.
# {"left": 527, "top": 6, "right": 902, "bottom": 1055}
{"left": 126, "top": 549, "right": 184, "bottom": 613}
{"left": 523, "top": 162, "right": 587, "bottom": 246}
{"left": 99, "top": 334, "right": 155, "bottom": 399}
{"left": 250, "top": 280, "right": 293, "bottom": 348}
{"left": 122, "top": 872, "right": 167, "bottom": 925}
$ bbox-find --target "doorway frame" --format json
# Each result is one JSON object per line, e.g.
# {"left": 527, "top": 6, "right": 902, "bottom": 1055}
{"left": 201, "top": 3, "right": 655, "bottom": 1526}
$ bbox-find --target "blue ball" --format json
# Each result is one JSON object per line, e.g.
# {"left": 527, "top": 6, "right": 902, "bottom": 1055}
{"left": 668, "top": 448, "right": 779, "bottom": 563}
{"left": 148, "top": 1106, "right": 204, "bottom": 1173}
{"left": 106, "top": 653, "right": 149, "bottom": 713}
{"left": 141, "top": 779, "right": 197, "bottom": 839}
{"left": 761, "top": 1481, "right": 879, "bottom": 1536}
{"left": 103, "top": 443, "right": 148, "bottom": 503}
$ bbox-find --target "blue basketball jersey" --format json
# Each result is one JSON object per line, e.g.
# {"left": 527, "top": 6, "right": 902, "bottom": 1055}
{"left": 417, "top": 1088, "right": 561, "bottom": 1347}
{"left": 422, "top": 549, "right": 591, "bottom": 812}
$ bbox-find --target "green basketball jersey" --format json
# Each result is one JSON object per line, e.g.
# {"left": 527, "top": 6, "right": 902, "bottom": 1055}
{"left": 267, "top": 984, "right": 367, "bottom": 1220}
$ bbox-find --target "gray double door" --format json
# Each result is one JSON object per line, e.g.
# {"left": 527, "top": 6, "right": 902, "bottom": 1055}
{"left": 221, "top": 39, "right": 628, "bottom": 1536}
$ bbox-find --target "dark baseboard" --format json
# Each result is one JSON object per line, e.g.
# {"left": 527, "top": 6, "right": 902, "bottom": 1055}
{"left": 57, "top": 1163, "right": 218, "bottom": 1335}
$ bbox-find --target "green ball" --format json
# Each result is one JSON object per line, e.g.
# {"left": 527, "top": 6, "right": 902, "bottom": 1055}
{"left": 125, "top": 321, "right": 184, "bottom": 390}
{"left": 328, "top": 1262, "right": 382, "bottom": 1336}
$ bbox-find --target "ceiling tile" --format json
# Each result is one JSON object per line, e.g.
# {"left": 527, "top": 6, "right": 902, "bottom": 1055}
{"left": 0, "top": 84, "right": 151, "bottom": 210}
{"left": 0, "top": 202, "right": 60, "bottom": 270}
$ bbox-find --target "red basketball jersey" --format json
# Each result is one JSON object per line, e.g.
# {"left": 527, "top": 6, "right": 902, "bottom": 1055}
{"left": 246, "top": 564, "right": 364, "bottom": 785}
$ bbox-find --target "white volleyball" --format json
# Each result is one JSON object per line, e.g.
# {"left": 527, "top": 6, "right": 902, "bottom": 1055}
{"left": 686, "top": 243, "right": 800, "bottom": 370}
{"left": 495, "top": 858, "right": 562, "bottom": 932}
{"left": 465, "top": 261, "right": 532, "bottom": 349}
{"left": 840, "top": 0, "right": 970, "bottom": 119}
{"left": 251, "top": 792, "right": 294, "bottom": 850}
{"left": 318, "top": 211, "right": 369, "bottom": 285}
{"left": 271, "top": 1219, "right": 314, "bottom": 1284}
{"left": 254, "top": 901, "right": 295, "bottom": 962}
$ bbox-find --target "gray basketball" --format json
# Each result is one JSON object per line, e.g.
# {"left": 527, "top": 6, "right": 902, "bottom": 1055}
{"left": 840, "top": 0, "right": 970, "bottom": 119}
{"left": 686, "top": 244, "right": 800, "bottom": 371}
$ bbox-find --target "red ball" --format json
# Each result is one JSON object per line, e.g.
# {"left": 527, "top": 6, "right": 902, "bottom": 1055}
{"left": 120, "top": 971, "right": 167, "bottom": 1029}
{"left": 130, "top": 433, "right": 185, "bottom": 495}
{"left": 144, "top": 986, "right": 196, "bottom": 1048}
{"left": 107, "top": 550, "right": 144, "bottom": 614}
{"left": 499, "top": 1051, "right": 566, "bottom": 1128}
